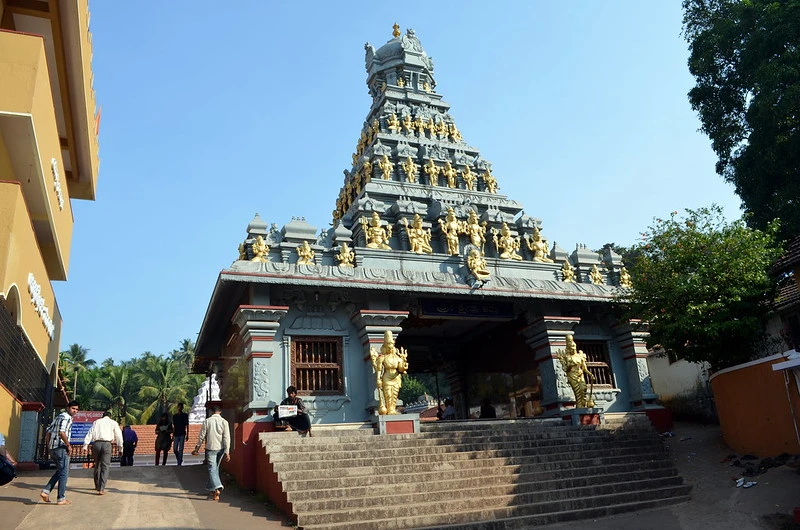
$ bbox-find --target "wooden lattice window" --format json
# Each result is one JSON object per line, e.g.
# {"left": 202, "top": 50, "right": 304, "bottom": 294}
{"left": 575, "top": 340, "right": 614, "bottom": 387}
{"left": 291, "top": 336, "right": 343, "bottom": 395}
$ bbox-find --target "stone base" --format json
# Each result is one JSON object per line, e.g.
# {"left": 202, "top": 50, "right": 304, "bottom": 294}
{"left": 562, "top": 408, "right": 604, "bottom": 426}
{"left": 375, "top": 413, "right": 419, "bottom": 435}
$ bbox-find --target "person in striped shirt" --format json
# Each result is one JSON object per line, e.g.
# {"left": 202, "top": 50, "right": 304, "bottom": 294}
{"left": 40, "top": 401, "right": 79, "bottom": 505}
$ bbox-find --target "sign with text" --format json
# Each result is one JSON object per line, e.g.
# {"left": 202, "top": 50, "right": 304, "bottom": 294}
{"left": 421, "top": 299, "right": 514, "bottom": 319}
{"left": 69, "top": 411, "right": 104, "bottom": 444}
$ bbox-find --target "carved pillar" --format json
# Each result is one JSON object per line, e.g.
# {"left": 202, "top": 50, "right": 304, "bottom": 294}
{"left": 350, "top": 309, "right": 409, "bottom": 416}
{"left": 519, "top": 316, "right": 581, "bottom": 417}
{"left": 613, "top": 319, "right": 659, "bottom": 409}
{"left": 232, "top": 305, "right": 289, "bottom": 420}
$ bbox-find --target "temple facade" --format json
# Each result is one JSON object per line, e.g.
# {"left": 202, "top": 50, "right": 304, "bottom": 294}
{"left": 194, "top": 26, "right": 657, "bottom": 431}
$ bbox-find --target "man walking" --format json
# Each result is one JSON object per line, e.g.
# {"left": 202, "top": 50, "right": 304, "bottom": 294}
{"left": 191, "top": 405, "right": 230, "bottom": 501}
{"left": 82, "top": 411, "right": 123, "bottom": 495}
{"left": 121, "top": 425, "right": 138, "bottom": 466}
{"left": 41, "top": 400, "right": 79, "bottom": 505}
{"left": 172, "top": 403, "right": 189, "bottom": 466}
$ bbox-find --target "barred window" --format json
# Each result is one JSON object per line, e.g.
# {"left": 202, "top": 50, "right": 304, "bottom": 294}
{"left": 575, "top": 340, "right": 614, "bottom": 387}
{"left": 291, "top": 337, "right": 343, "bottom": 395}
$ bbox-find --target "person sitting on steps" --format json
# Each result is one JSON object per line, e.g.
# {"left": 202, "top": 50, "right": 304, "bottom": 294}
{"left": 273, "top": 386, "right": 312, "bottom": 437}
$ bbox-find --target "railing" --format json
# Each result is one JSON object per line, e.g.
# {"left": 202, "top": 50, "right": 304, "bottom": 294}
{"left": 36, "top": 443, "right": 121, "bottom": 466}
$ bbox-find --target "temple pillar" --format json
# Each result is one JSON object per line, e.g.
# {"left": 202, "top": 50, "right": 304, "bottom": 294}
{"left": 519, "top": 316, "right": 581, "bottom": 417}
{"left": 613, "top": 319, "right": 659, "bottom": 409}
{"left": 232, "top": 305, "right": 289, "bottom": 420}
{"left": 350, "top": 309, "right": 409, "bottom": 416}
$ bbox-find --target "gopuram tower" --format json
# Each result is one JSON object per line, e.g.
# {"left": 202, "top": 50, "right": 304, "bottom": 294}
{"left": 194, "top": 25, "right": 659, "bottom": 437}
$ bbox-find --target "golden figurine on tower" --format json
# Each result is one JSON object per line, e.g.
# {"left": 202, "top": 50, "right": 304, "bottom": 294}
{"left": 492, "top": 223, "right": 522, "bottom": 261}
{"left": 250, "top": 235, "right": 270, "bottom": 262}
{"left": 424, "top": 159, "right": 441, "bottom": 186}
{"left": 360, "top": 212, "right": 393, "bottom": 250}
{"left": 296, "top": 241, "right": 315, "bottom": 265}
{"left": 378, "top": 155, "right": 394, "bottom": 180}
{"left": 401, "top": 156, "right": 418, "bottom": 183}
{"left": 335, "top": 242, "right": 355, "bottom": 267}
{"left": 400, "top": 214, "right": 433, "bottom": 254}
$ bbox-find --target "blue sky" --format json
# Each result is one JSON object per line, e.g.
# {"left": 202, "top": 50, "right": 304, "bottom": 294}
{"left": 54, "top": 2, "right": 742, "bottom": 363}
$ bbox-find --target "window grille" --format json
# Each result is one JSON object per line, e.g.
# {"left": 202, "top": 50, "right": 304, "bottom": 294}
{"left": 291, "top": 337, "right": 343, "bottom": 395}
{"left": 575, "top": 340, "right": 614, "bottom": 387}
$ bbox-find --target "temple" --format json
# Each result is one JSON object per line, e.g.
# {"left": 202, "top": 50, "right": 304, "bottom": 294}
{"left": 194, "top": 25, "right": 659, "bottom": 440}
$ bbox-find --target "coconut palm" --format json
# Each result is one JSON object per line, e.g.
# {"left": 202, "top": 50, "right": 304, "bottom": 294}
{"left": 137, "top": 357, "right": 193, "bottom": 424}
{"left": 61, "top": 344, "right": 96, "bottom": 400}
{"left": 94, "top": 365, "right": 141, "bottom": 425}
{"left": 170, "top": 338, "right": 196, "bottom": 370}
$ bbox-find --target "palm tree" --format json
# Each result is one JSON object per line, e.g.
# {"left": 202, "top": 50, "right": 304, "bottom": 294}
{"left": 94, "top": 365, "right": 140, "bottom": 425}
{"left": 170, "top": 338, "right": 196, "bottom": 368}
{"left": 61, "top": 344, "right": 96, "bottom": 400}
{"left": 137, "top": 357, "right": 193, "bottom": 424}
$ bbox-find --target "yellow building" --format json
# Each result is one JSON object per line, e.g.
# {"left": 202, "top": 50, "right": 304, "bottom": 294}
{"left": 0, "top": 0, "right": 99, "bottom": 465}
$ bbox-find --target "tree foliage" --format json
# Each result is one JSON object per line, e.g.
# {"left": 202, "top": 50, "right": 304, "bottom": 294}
{"left": 682, "top": 0, "right": 800, "bottom": 239}
{"left": 398, "top": 376, "right": 431, "bottom": 406}
{"left": 59, "top": 338, "right": 204, "bottom": 425}
{"left": 622, "top": 206, "right": 783, "bottom": 372}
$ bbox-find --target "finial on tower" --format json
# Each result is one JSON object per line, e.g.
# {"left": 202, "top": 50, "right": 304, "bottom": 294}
{"left": 392, "top": 23, "right": 400, "bottom": 38}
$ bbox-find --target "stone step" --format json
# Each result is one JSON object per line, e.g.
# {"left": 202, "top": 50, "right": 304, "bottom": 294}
{"left": 288, "top": 469, "right": 683, "bottom": 511}
{"left": 296, "top": 484, "right": 692, "bottom": 527}
{"left": 281, "top": 457, "right": 677, "bottom": 492}
{"left": 275, "top": 450, "right": 670, "bottom": 481}
{"left": 265, "top": 434, "right": 659, "bottom": 462}
{"left": 270, "top": 443, "right": 667, "bottom": 473}
{"left": 261, "top": 428, "right": 659, "bottom": 454}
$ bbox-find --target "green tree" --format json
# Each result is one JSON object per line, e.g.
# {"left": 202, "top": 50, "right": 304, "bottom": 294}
{"left": 682, "top": 0, "right": 800, "bottom": 239}
{"left": 621, "top": 206, "right": 782, "bottom": 372}
{"left": 169, "top": 338, "right": 196, "bottom": 370}
{"left": 137, "top": 357, "right": 194, "bottom": 424}
{"left": 398, "top": 376, "right": 430, "bottom": 406}
{"left": 94, "top": 365, "right": 140, "bottom": 425}
{"left": 61, "top": 344, "right": 96, "bottom": 400}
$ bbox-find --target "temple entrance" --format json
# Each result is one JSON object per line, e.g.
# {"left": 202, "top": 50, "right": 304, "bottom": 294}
{"left": 397, "top": 309, "right": 542, "bottom": 420}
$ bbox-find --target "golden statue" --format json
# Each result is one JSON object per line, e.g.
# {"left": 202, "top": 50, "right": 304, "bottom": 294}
{"left": 462, "top": 166, "right": 476, "bottom": 190}
{"left": 449, "top": 123, "right": 462, "bottom": 142}
{"left": 558, "top": 335, "right": 595, "bottom": 408}
{"left": 363, "top": 159, "right": 373, "bottom": 183}
{"left": 352, "top": 152, "right": 359, "bottom": 166}
{"left": 378, "top": 155, "right": 394, "bottom": 180}
{"left": 589, "top": 264, "right": 604, "bottom": 285}
{"left": 424, "top": 159, "right": 441, "bottom": 186}
{"left": 482, "top": 170, "right": 498, "bottom": 193}
{"left": 397, "top": 76, "right": 406, "bottom": 88}
{"left": 467, "top": 249, "right": 491, "bottom": 282}
{"left": 442, "top": 161, "right": 458, "bottom": 188}
{"left": 237, "top": 242, "right": 246, "bottom": 261}
{"left": 435, "top": 120, "right": 448, "bottom": 139}
{"left": 371, "top": 118, "right": 380, "bottom": 137}
{"left": 438, "top": 207, "right": 461, "bottom": 256}
{"left": 619, "top": 267, "right": 633, "bottom": 288}
{"left": 525, "top": 226, "right": 554, "bottom": 263}
{"left": 561, "top": 261, "right": 576, "bottom": 282}
{"left": 335, "top": 242, "right": 355, "bottom": 267}
{"left": 425, "top": 119, "right": 436, "bottom": 136}
{"left": 392, "top": 22, "right": 400, "bottom": 39}
{"left": 400, "top": 214, "right": 433, "bottom": 254}
{"left": 296, "top": 241, "right": 315, "bottom": 265}
{"left": 422, "top": 81, "right": 431, "bottom": 92}
{"left": 414, "top": 117, "right": 426, "bottom": 136}
{"left": 463, "top": 209, "right": 487, "bottom": 253}
{"left": 492, "top": 223, "right": 522, "bottom": 261}
{"left": 370, "top": 330, "right": 409, "bottom": 415}
{"left": 360, "top": 212, "right": 392, "bottom": 250}
{"left": 387, "top": 113, "right": 400, "bottom": 133}
{"left": 402, "top": 114, "right": 414, "bottom": 134}
{"left": 250, "top": 235, "right": 270, "bottom": 262}
{"left": 401, "top": 156, "right": 418, "bottom": 183}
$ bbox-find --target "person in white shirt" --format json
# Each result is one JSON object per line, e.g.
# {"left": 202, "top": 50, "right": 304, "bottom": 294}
{"left": 82, "top": 411, "right": 123, "bottom": 495}
{"left": 191, "top": 405, "right": 231, "bottom": 501}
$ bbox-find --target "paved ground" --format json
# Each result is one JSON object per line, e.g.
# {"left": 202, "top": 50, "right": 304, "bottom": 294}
{"left": 1, "top": 421, "right": 798, "bottom": 529}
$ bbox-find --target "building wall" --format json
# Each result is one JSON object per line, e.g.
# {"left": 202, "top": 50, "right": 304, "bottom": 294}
{"left": 0, "top": 384, "right": 22, "bottom": 458}
{"left": 647, "top": 355, "right": 709, "bottom": 400}
{"left": 710, "top": 353, "right": 800, "bottom": 456}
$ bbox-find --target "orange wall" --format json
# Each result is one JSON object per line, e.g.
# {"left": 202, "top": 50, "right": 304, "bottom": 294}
{"left": 0, "top": 182, "right": 61, "bottom": 365}
{"left": 0, "top": 30, "right": 74, "bottom": 281}
{"left": 711, "top": 354, "right": 800, "bottom": 457}
{"left": 0, "top": 384, "right": 22, "bottom": 458}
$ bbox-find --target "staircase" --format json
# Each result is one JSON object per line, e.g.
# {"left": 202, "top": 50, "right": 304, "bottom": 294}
{"left": 258, "top": 413, "right": 691, "bottom": 529}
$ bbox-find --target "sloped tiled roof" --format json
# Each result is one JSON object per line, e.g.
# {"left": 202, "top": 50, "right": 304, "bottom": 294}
{"left": 773, "top": 236, "right": 800, "bottom": 274}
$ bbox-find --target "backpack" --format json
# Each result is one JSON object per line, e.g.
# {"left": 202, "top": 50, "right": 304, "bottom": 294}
{"left": 0, "top": 454, "right": 15, "bottom": 486}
